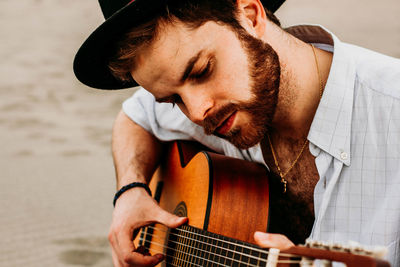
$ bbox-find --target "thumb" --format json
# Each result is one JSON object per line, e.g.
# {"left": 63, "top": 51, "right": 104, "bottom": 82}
{"left": 254, "top": 232, "right": 294, "bottom": 250}
{"left": 155, "top": 207, "right": 188, "bottom": 228}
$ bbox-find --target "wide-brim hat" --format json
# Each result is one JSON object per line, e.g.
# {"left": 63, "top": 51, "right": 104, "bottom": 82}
{"left": 73, "top": 0, "right": 286, "bottom": 90}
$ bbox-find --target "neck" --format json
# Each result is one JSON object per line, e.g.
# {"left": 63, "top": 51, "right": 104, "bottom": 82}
{"left": 263, "top": 26, "right": 333, "bottom": 139}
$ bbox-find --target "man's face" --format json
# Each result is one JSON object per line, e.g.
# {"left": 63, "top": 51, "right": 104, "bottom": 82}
{"left": 131, "top": 20, "right": 280, "bottom": 149}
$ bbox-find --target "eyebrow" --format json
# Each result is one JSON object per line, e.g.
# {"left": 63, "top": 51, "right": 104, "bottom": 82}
{"left": 180, "top": 50, "right": 204, "bottom": 83}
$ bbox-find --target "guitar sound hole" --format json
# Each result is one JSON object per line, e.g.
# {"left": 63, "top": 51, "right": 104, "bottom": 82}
{"left": 173, "top": 201, "right": 188, "bottom": 217}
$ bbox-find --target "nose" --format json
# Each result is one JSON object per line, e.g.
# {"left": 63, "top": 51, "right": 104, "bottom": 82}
{"left": 180, "top": 89, "right": 214, "bottom": 125}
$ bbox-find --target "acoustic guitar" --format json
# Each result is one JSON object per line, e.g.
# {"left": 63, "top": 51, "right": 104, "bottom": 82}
{"left": 136, "top": 141, "right": 390, "bottom": 267}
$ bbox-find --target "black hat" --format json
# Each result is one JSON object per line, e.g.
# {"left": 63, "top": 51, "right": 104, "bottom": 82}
{"left": 73, "top": 0, "right": 285, "bottom": 90}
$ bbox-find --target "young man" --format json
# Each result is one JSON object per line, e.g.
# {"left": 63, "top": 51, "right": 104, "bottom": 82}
{"left": 74, "top": 0, "right": 400, "bottom": 266}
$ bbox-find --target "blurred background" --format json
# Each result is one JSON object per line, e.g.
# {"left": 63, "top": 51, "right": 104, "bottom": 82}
{"left": 0, "top": 0, "right": 398, "bottom": 266}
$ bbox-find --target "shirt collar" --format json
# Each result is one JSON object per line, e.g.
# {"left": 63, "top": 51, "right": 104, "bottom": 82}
{"left": 286, "top": 25, "right": 355, "bottom": 166}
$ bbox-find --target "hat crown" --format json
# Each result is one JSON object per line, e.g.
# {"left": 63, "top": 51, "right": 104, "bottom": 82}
{"left": 99, "top": 0, "right": 133, "bottom": 19}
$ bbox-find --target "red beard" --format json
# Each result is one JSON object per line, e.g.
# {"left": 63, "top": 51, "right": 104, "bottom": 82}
{"left": 203, "top": 29, "right": 280, "bottom": 149}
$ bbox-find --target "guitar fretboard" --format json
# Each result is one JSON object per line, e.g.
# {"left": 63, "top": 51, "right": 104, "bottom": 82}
{"left": 140, "top": 224, "right": 280, "bottom": 266}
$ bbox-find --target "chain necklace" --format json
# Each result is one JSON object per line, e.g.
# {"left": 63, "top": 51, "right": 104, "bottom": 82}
{"left": 267, "top": 44, "right": 323, "bottom": 193}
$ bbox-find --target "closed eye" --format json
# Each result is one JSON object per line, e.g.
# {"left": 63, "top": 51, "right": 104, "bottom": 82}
{"left": 190, "top": 57, "right": 214, "bottom": 81}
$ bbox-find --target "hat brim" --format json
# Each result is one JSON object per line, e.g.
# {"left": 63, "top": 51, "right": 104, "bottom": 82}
{"left": 73, "top": 0, "right": 285, "bottom": 90}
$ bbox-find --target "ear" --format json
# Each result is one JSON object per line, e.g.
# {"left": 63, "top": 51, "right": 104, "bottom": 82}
{"left": 235, "top": 0, "right": 267, "bottom": 38}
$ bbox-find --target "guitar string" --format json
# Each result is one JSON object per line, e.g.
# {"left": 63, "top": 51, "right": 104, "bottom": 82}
{"left": 146, "top": 225, "right": 297, "bottom": 258}
{"left": 147, "top": 236, "right": 299, "bottom": 266}
{"left": 145, "top": 233, "right": 305, "bottom": 265}
{"left": 147, "top": 225, "right": 296, "bottom": 259}
{"left": 144, "top": 231, "right": 271, "bottom": 264}
{"left": 148, "top": 240, "right": 227, "bottom": 267}
{"left": 144, "top": 238, "right": 307, "bottom": 266}
{"left": 182, "top": 223, "right": 190, "bottom": 266}
{"left": 147, "top": 225, "right": 273, "bottom": 261}
{"left": 140, "top": 230, "right": 309, "bottom": 265}
{"left": 148, "top": 225, "right": 271, "bottom": 256}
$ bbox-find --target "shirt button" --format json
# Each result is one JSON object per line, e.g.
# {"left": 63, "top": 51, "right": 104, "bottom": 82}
{"left": 340, "top": 152, "right": 348, "bottom": 160}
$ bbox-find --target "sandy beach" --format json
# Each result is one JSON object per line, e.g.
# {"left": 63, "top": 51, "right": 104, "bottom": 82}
{"left": 0, "top": 0, "right": 398, "bottom": 266}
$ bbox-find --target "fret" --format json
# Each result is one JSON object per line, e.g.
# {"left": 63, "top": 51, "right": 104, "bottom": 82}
{"left": 249, "top": 246, "right": 261, "bottom": 266}
{"left": 180, "top": 226, "right": 187, "bottom": 266}
{"left": 179, "top": 228, "right": 186, "bottom": 265}
{"left": 167, "top": 225, "right": 271, "bottom": 267}
{"left": 225, "top": 239, "right": 234, "bottom": 266}
{"left": 182, "top": 225, "right": 190, "bottom": 266}
{"left": 206, "top": 233, "right": 215, "bottom": 266}
{"left": 190, "top": 226, "right": 197, "bottom": 265}
{"left": 167, "top": 228, "right": 177, "bottom": 265}
{"left": 194, "top": 227, "right": 204, "bottom": 266}
{"left": 191, "top": 226, "right": 198, "bottom": 266}
{"left": 241, "top": 246, "right": 251, "bottom": 266}
{"left": 175, "top": 228, "right": 183, "bottom": 266}
{"left": 220, "top": 235, "right": 229, "bottom": 266}
{"left": 193, "top": 226, "right": 204, "bottom": 266}
{"left": 138, "top": 227, "right": 145, "bottom": 247}
{"left": 202, "top": 230, "right": 213, "bottom": 266}
{"left": 213, "top": 233, "right": 223, "bottom": 265}
{"left": 199, "top": 236, "right": 206, "bottom": 265}
{"left": 187, "top": 225, "right": 195, "bottom": 265}
{"left": 144, "top": 224, "right": 154, "bottom": 249}
{"left": 174, "top": 227, "right": 180, "bottom": 265}
{"left": 233, "top": 238, "right": 243, "bottom": 266}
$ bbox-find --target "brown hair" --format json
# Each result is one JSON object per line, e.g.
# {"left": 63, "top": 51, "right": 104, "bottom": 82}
{"left": 108, "top": 0, "right": 280, "bottom": 82}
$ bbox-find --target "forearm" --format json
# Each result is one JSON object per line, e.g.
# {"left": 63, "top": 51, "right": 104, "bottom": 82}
{"left": 112, "top": 110, "right": 163, "bottom": 190}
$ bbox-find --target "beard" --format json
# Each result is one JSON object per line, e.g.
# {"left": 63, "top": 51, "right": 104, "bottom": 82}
{"left": 203, "top": 28, "right": 280, "bottom": 149}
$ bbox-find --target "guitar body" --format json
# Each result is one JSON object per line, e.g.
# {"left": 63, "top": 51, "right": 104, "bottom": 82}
{"left": 136, "top": 141, "right": 390, "bottom": 267}
{"left": 150, "top": 140, "right": 270, "bottom": 244}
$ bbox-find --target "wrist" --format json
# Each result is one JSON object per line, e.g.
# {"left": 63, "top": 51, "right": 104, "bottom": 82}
{"left": 116, "top": 174, "right": 147, "bottom": 190}
{"left": 113, "top": 182, "right": 152, "bottom": 207}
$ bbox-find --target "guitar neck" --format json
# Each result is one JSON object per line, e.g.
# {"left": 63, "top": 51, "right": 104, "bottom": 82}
{"left": 139, "top": 224, "right": 389, "bottom": 267}
{"left": 140, "top": 224, "right": 273, "bottom": 266}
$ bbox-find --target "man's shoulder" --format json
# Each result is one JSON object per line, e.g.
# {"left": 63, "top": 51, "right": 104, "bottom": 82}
{"left": 345, "top": 44, "right": 400, "bottom": 100}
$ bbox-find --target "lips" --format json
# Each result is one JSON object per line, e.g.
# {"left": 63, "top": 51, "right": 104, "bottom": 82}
{"left": 215, "top": 111, "right": 237, "bottom": 135}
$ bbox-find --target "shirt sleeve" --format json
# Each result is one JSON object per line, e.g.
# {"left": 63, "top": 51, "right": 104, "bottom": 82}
{"left": 122, "top": 87, "right": 227, "bottom": 154}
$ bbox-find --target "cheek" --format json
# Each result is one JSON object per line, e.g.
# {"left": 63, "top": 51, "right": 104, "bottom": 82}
{"left": 213, "top": 58, "right": 252, "bottom": 102}
{"left": 216, "top": 75, "right": 253, "bottom": 103}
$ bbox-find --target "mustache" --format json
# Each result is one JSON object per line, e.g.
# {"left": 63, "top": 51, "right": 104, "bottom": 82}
{"left": 203, "top": 103, "right": 237, "bottom": 135}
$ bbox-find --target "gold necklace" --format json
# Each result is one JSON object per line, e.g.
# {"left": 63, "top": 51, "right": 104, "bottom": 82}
{"left": 267, "top": 44, "right": 323, "bottom": 193}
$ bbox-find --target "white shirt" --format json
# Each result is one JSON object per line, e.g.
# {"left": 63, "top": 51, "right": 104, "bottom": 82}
{"left": 122, "top": 25, "right": 400, "bottom": 265}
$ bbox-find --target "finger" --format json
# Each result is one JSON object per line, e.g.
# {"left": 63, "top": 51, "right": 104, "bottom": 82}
{"left": 117, "top": 227, "right": 164, "bottom": 266}
{"left": 155, "top": 207, "right": 188, "bottom": 228}
{"left": 111, "top": 246, "right": 122, "bottom": 267}
{"left": 117, "top": 226, "right": 136, "bottom": 263}
{"left": 254, "top": 232, "right": 294, "bottom": 250}
{"left": 136, "top": 246, "right": 150, "bottom": 255}
{"left": 110, "top": 231, "right": 128, "bottom": 267}
{"left": 125, "top": 251, "right": 164, "bottom": 266}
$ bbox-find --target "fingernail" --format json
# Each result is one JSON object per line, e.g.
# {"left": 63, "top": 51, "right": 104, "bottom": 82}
{"left": 155, "top": 254, "right": 164, "bottom": 261}
{"left": 254, "top": 231, "right": 268, "bottom": 240}
{"left": 179, "top": 217, "right": 188, "bottom": 223}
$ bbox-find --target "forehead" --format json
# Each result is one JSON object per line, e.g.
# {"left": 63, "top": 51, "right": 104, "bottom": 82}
{"left": 132, "top": 20, "right": 239, "bottom": 89}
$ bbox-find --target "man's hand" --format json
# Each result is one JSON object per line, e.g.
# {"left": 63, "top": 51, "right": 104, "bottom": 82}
{"left": 254, "top": 232, "right": 295, "bottom": 251}
{"left": 108, "top": 188, "right": 187, "bottom": 267}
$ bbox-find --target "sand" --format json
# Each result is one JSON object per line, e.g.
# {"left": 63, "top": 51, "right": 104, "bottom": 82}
{"left": 0, "top": 0, "right": 398, "bottom": 266}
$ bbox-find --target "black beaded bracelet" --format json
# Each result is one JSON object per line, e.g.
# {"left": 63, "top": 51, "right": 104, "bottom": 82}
{"left": 113, "top": 182, "right": 152, "bottom": 207}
